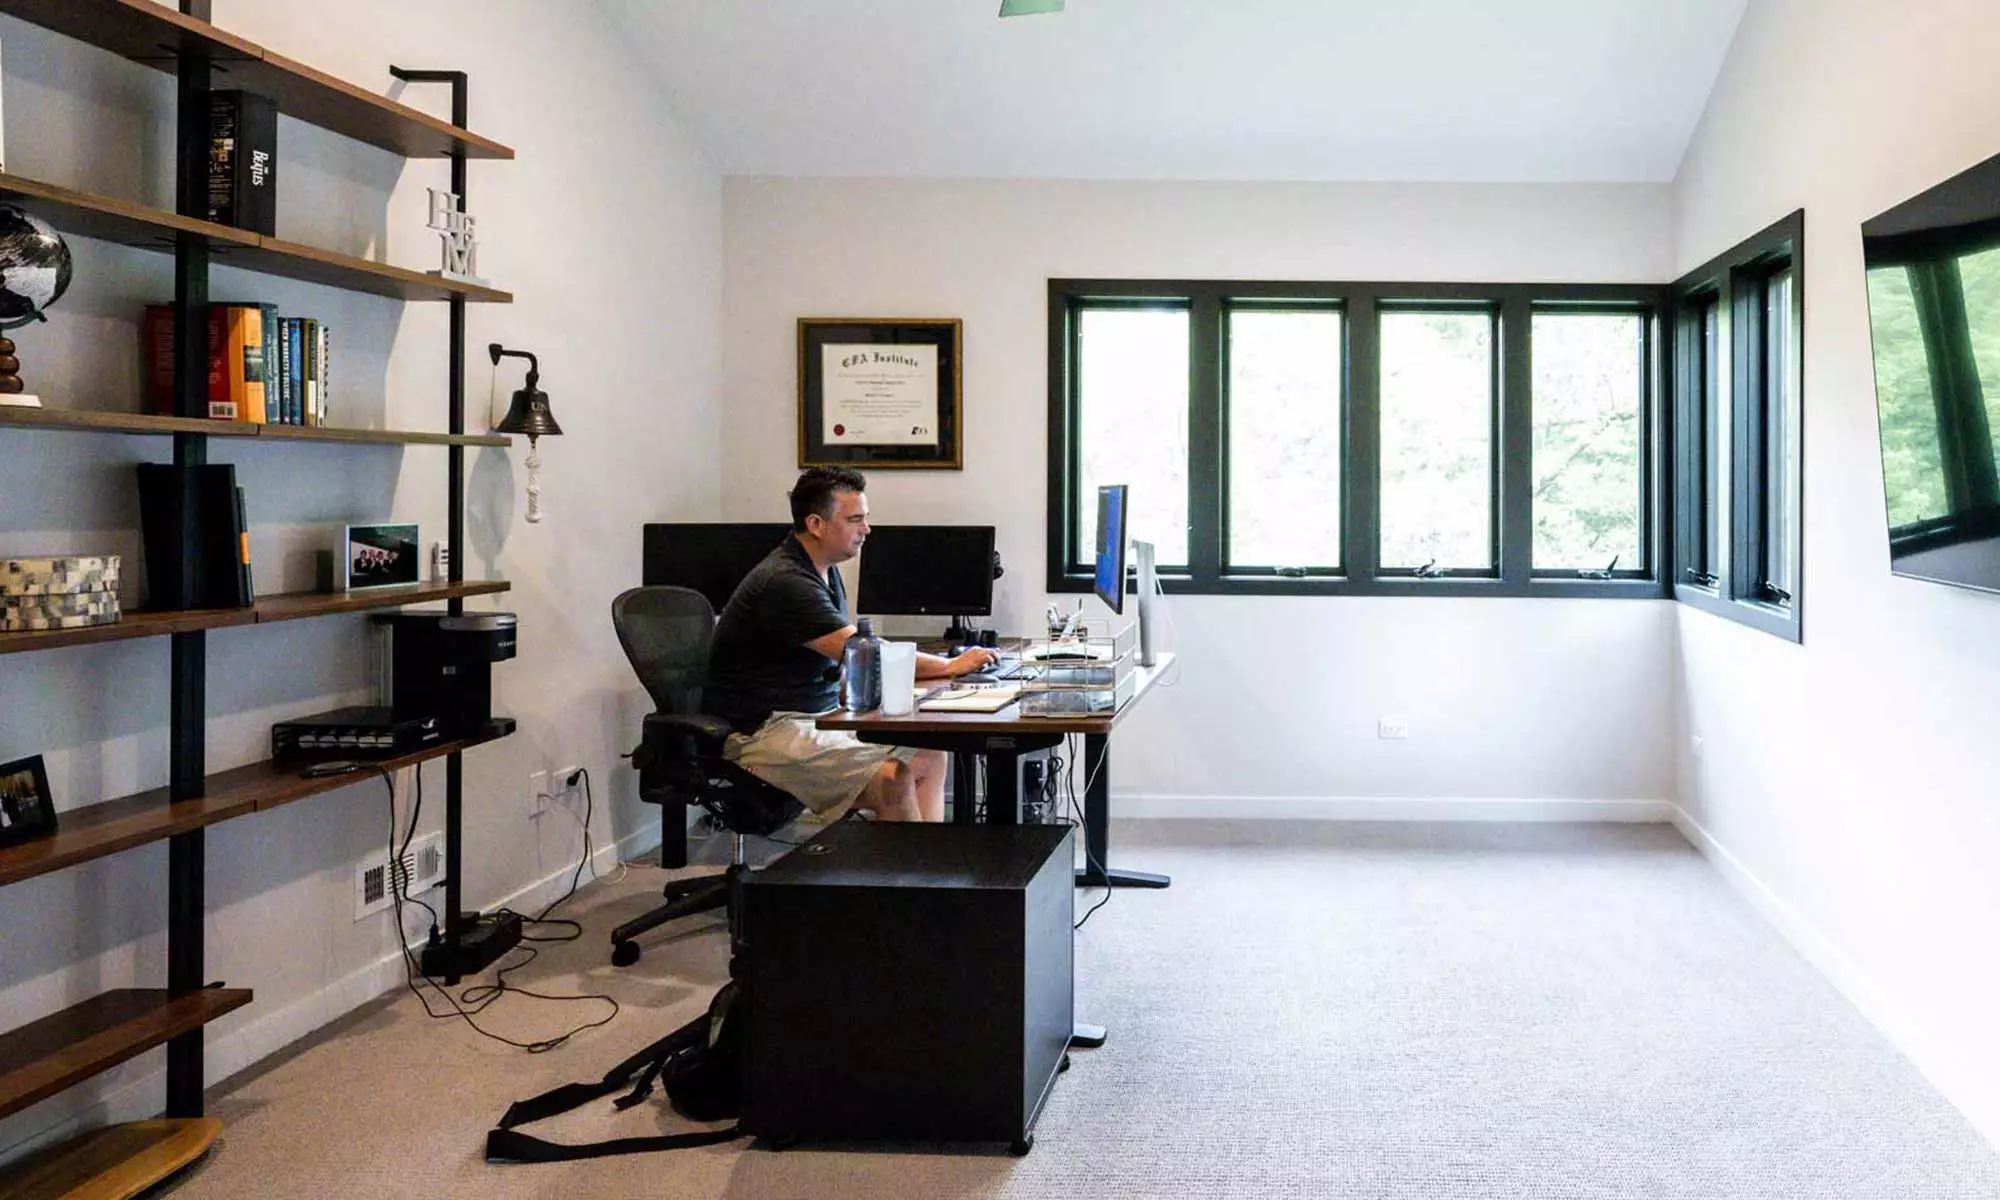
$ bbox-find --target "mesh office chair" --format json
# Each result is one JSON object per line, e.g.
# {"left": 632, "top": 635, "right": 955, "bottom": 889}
{"left": 611, "top": 586, "right": 804, "bottom": 967}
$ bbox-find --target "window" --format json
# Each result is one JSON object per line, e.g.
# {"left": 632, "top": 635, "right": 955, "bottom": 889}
{"left": 1378, "top": 308, "right": 1494, "bottom": 573}
{"left": 1072, "top": 303, "right": 1189, "bottom": 567}
{"left": 1225, "top": 305, "right": 1343, "bottom": 572}
{"left": 1531, "top": 309, "right": 1648, "bottom": 575}
{"left": 1669, "top": 210, "right": 1804, "bottom": 642}
{"left": 1050, "top": 280, "right": 1666, "bottom": 597}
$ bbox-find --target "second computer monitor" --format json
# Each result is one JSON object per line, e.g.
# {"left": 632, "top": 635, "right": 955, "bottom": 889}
{"left": 858, "top": 525, "right": 996, "bottom": 621}
{"left": 1094, "top": 484, "right": 1128, "bottom": 616}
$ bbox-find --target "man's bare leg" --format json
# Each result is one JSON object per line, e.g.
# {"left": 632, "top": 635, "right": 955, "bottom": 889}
{"left": 911, "top": 750, "right": 948, "bottom": 822}
{"left": 855, "top": 760, "right": 921, "bottom": 821}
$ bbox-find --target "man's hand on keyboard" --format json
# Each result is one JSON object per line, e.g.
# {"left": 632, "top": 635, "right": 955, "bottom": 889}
{"left": 944, "top": 647, "right": 1000, "bottom": 677}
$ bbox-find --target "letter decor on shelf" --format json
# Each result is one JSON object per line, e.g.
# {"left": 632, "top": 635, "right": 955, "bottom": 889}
{"left": 426, "top": 187, "right": 487, "bottom": 286}
{"left": 796, "top": 318, "right": 963, "bottom": 470}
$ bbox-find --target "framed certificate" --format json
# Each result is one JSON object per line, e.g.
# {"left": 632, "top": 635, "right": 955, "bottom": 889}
{"left": 798, "top": 318, "right": 962, "bottom": 470}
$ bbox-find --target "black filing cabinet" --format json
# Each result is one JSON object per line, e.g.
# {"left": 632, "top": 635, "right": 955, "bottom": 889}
{"left": 740, "top": 821, "right": 1074, "bottom": 1152}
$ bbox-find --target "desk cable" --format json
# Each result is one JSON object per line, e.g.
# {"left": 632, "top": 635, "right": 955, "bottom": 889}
{"left": 376, "top": 762, "right": 620, "bottom": 1054}
{"left": 1053, "top": 737, "right": 1114, "bottom": 930}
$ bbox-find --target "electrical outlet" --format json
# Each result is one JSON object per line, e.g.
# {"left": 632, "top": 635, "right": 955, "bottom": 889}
{"left": 526, "top": 769, "right": 549, "bottom": 817}
{"left": 1377, "top": 718, "right": 1409, "bottom": 740}
{"left": 552, "top": 765, "right": 581, "bottom": 806}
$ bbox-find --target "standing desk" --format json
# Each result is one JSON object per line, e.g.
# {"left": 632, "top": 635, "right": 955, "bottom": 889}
{"left": 816, "top": 652, "right": 1176, "bottom": 889}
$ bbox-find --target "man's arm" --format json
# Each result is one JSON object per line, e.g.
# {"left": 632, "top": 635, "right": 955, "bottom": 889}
{"left": 802, "top": 626, "right": 995, "bottom": 679}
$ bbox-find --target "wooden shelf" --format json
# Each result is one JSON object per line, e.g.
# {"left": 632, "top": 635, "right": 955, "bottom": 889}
{"left": 0, "top": 0, "right": 513, "bottom": 160}
{"left": 0, "top": 405, "right": 510, "bottom": 446}
{"left": 0, "top": 579, "right": 510, "bottom": 657}
{"left": 3, "top": 1118, "right": 221, "bottom": 1200}
{"left": 0, "top": 723, "right": 514, "bottom": 888}
{"left": 0, "top": 989, "right": 254, "bottom": 1121}
{"left": 0, "top": 171, "right": 513, "bottom": 303}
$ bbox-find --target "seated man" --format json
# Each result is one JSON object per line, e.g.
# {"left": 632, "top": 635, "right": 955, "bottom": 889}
{"left": 703, "top": 467, "right": 996, "bottom": 821}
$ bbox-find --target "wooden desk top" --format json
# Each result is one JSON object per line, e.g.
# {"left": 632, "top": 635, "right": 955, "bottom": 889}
{"left": 817, "top": 653, "right": 1176, "bottom": 737}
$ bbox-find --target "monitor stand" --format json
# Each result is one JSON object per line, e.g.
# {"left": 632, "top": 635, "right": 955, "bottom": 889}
{"left": 942, "top": 616, "right": 976, "bottom": 645}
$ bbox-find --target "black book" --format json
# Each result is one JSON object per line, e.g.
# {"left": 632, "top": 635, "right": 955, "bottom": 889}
{"left": 135, "top": 463, "right": 251, "bottom": 610}
{"left": 208, "top": 90, "right": 277, "bottom": 235}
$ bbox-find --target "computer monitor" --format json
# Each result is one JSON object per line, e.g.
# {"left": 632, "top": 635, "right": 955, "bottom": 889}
{"left": 857, "top": 525, "right": 996, "bottom": 634}
{"left": 641, "top": 523, "right": 791, "bottom": 612}
{"left": 1094, "top": 484, "right": 1128, "bottom": 615}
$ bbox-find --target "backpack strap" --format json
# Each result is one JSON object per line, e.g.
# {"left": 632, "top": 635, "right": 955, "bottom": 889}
{"left": 484, "top": 1011, "right": 746, "bottom": 1163}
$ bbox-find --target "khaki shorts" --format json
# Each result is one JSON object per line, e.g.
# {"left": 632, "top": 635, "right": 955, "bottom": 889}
{"left": 724, "top": 711, "right": 920, "bottom": 820}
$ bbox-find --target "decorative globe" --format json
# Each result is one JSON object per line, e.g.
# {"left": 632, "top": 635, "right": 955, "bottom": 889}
{"left": 0, "top": 205, "right": 72, "bottom": 331}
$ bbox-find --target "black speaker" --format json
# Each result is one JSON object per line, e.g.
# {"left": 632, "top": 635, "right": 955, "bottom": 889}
{"left": 740, "top": 821, "right": 1074, "bottom": 1152}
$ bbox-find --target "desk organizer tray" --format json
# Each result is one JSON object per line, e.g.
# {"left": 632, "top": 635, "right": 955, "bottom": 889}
{"left": 1018, "top": 671, "right": 1136, "bottom": 717}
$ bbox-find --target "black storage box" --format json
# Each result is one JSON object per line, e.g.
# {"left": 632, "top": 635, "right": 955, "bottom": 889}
{"left": 740, "top": 821, "right": 1074, "bottom": 1152}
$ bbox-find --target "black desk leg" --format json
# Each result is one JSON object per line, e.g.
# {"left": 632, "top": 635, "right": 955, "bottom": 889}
{"left": 950, "top": 752, "right": 978, "bottom": 826}
{"left": 1075, "top": 733, "right": 1171, "bottom": 889}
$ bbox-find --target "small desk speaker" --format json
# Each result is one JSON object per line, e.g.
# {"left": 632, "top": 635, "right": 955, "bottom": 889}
{"left": 740, "top": 821, "right": 1074, "bottom": 1152}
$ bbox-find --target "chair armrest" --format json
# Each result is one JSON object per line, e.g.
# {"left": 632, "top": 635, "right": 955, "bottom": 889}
{"left": 643, "top": 711, "right": 735, "bottom": 753}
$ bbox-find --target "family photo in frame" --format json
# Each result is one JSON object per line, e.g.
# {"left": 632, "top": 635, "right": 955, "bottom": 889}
{"left": 0, "top": 753, "right": 56, "bottom": 847}
{"left": 797, "top": 318, "right": 963, "bottom": 470}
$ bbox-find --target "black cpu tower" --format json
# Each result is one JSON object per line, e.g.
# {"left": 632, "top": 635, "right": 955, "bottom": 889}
{"left": 740, "top": 821, "right": 1074, "bottom": 1152}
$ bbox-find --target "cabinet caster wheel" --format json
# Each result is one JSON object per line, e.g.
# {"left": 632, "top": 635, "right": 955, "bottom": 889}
{"left": 611, "top": 941, "right": 640, "bottom": 967}
{"left": 1009, "top": 1135, "right": 1034, "bottom": 1156}
{"left": 1059, "top": 1053, "right": 1072, "bottom": 1073}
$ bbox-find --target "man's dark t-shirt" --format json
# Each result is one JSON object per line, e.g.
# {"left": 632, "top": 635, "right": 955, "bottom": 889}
{"left": 704, "top": 536, "right": 849, "bottom": 730}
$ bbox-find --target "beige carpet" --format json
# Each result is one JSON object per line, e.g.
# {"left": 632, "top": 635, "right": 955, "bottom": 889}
{"left": 157, "top": 821, "right": 2000, "bottom": 1200}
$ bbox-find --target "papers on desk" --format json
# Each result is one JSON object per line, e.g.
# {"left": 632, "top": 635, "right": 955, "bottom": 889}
{"left": 919, "top": 685, "right": 1020, "bottom": 713}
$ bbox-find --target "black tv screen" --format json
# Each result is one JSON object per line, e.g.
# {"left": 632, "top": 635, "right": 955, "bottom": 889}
{"left": 1863, "top": 149, "right": 2000, "bottom": 595}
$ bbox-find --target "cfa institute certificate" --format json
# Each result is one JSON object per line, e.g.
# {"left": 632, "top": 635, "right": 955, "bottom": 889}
{"left": 821, "top": 344, "right": 939, "bottom": 445}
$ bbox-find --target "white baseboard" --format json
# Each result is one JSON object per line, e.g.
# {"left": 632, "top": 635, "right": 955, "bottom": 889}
{"left": 1669, "top": 804, "right": 2000, "bottom": 1152}
{"left": 0, "top": 820, "right": 663, "bottom": 1162}
{"left": 1114, "top": 794, "right": 1677, "bottom": 822}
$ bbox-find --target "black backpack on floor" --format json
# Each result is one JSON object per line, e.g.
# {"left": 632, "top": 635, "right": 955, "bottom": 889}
{"left": 486, "top": 982, "right": 749, "bottom": 1163}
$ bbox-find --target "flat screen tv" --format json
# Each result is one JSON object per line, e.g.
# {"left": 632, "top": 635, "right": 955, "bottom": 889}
{"left": 1863, "top": 148, "right": 2000, "bottom": 595}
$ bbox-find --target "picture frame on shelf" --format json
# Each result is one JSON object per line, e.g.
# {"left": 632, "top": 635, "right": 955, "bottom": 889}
{"left": 345, "top": 523, "right": 420, "bottom": 591}
{"left": 0, "top": 753, "right": 56, "bottom": 847}
{"left": 797, "top": 318, "right": 962, "bottom": 470}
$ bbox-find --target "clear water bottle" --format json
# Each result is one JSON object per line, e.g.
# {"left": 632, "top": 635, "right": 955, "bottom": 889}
{"left": 841, "top": 618, "right": 883, "bottom": 711}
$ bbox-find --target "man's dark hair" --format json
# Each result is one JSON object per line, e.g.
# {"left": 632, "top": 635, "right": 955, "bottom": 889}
{"left": 790, "top": 466, "right": 867, "bottom": 531}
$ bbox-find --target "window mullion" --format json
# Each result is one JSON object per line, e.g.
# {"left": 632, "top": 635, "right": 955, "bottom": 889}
{"left": 1499, "top": 295, "right": 1532, "bottom": 586}
{"left": 1346, "top": 289, "right": 1380, "bottom": 583}
{"left": 1188, "top": 291, "right": 1223, "bottom": 584}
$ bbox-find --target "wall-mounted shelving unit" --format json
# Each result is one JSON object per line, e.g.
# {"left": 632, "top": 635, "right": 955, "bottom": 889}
{"left": 0, "top": 0, "right": 515, "bottom": 1189}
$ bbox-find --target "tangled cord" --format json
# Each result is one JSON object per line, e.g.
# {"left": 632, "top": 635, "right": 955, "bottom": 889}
{"left": 379, "top": 762, "right": 619, "bottom": 1053}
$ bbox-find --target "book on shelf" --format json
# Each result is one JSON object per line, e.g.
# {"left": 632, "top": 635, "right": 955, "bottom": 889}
{"left": 207, "top": 90, "right": 275, "bottom": 235}
{"left": 143, "top": 304, "right": 329, "bottom": 426}
{"left": 135, "top": 463, "right": 251, "bottom": 610}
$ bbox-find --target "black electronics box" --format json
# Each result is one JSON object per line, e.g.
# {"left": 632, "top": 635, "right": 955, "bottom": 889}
{"left": 272, "top": 706, "right": 442, "bottom": 760}
{"left": 740, "top": 822, "right": 1074, "bottom": 1151}
{"left": 382, "top": 611, "right": 517, "bottom": 738}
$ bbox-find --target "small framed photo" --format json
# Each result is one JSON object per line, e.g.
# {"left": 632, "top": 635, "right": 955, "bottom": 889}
{"left": 798, "top": 318, "right": 962, "bottom": 470}
{"left": 0, "top": 754, "right": 56, "bottom": 847}
{"left": 346, "top": 523, "right": 420, "bottom": 591}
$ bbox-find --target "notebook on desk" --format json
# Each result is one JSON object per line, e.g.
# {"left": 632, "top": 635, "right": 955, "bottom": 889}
{"left": 919, "top": 685, "right": 1021, "bottom": 713}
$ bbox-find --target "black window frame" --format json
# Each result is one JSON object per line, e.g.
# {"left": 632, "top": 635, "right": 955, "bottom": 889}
{"left": 1669, "top": 210, "right": 1805, "bottom": 642}
{"left": 1048, "top": 278, "right": 1670, "bottom": 599}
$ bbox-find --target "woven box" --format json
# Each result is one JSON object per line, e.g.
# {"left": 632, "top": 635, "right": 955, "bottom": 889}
{"left": 2, "top": 555, "right": 121, "bottom": 596}
{"left": 0, "top": 556, "right": 121, "bottom": 630}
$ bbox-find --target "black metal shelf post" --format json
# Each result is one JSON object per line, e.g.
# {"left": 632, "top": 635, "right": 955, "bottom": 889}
{"left": 164, "top": 0, "right": 212, "bottom": 1119}
{"left": 387, "top": 67, "right": 473, "bottom": 983}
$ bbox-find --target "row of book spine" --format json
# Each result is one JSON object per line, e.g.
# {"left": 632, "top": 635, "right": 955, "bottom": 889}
{"left": 142, "top": 304, "right": 330, "bottom": 426}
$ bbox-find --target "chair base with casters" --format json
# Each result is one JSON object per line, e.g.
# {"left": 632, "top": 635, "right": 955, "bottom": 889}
{"left": 611, "top": 705, "right": 805, "bottom": 967}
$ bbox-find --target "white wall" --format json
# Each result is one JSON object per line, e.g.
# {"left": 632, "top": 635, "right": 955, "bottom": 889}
{"left": 1671, "top": 0, "right": 2000, "bottom": 1148}
{"left": 0, "top": 0, "right": 719, "bottom": 1156}
{"left": 723, "top": 178, "right": 1680, "bottom": 814}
